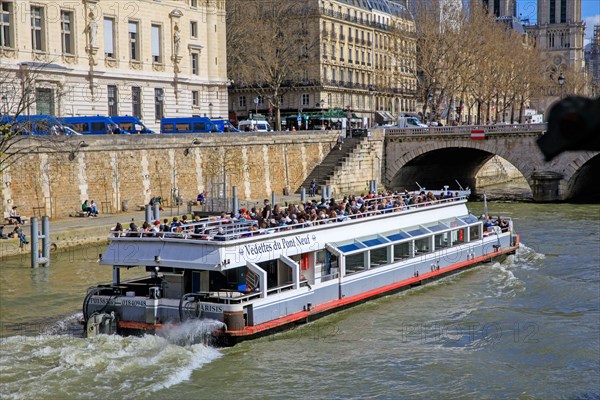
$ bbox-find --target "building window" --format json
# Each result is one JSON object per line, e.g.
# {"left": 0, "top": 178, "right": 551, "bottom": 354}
{"left": 239, "top": 96, "right": 246, "bottom": 107}
{"left": 151, "top": 24, "right": 162, "bottom": 63}
{"left": 132, "top": 87, "right": 141, "bottom": 118}
{"left": 1, "top": 1, "right": 13, "bottom": 48}
{"left": 190, "top": 21, "right": 198, "bottom": 38}
{"left": 192, "top": 90, "right": 199, "bottom": 107}
{"left": 549, "top": 0, "right": 555, "bottom": 24}
{"left": 60, "top": 11, "right": 73, "bottom": 54}
{"left": 190, "top": 0, "right": 198, "bottom": 8}
{"left": 257, "top": 96, "right": 264, "bottom": 105}
{"left": 107, "top": 85, "right": 118, "bottom": 116}
{"left": 301, "top": 94, "right": 309, "bottom": 106}
{"left": 30, "top": 6, "right": 45, "bottom": 51}
{"left": 36, "top": 88, "right": 54, "bottom": 115}
{"left": 128, "top": 21, "right": 139, "bottom": 61}
{"left": 191, "top": 53, "right": 199, "bottom": 75}
{"left": 560, "top": 0, "right": 566, "bottom": 23}
{"left": 104, "top": 18, "right": 115, "bottom": 58}
{"left": 154, "top": 88, "right": 164, "bottom": 121}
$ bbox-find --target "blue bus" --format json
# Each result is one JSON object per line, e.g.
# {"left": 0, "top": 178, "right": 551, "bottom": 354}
{"left": 1, "top": 115, "right": 80, "bottom": 135}
{"left": 210, "top": 118, "right": 240, "bottom": 132}
{"left": 111, "top": 116, "right": 157, "bottom": 134}
{"left": 61, "top": 116, "right": 126, "bottom": 135}
{"left": 160, "top": 117, "right": 216, "bottom": 134}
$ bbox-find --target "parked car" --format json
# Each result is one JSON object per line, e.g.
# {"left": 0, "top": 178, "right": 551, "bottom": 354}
{"left": 61, "top": 116, "right": 124, "bottom": 135}
{"left": 160, "top": 117, "right": 216, "bottom": 134}
{"left": 111, "top": 115, "right": 157, "bottom": 134}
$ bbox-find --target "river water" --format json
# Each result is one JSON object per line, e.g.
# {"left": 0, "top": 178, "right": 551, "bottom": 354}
{"left": 1, "top": 202, "right": 599, "bottom": 399}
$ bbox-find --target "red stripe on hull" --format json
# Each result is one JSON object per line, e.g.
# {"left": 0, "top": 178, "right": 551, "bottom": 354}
{"left": 225, "top": 244, "right": 518, "bottom": 338}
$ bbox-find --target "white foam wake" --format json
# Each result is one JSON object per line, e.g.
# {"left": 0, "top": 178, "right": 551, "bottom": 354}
{"left": 0, "top": 322, "right": 223, "bottom": 399}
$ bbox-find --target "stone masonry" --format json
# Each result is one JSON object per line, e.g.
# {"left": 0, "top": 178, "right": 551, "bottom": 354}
{"left": 1, "top": 132, "right": 341, "bottom": 220}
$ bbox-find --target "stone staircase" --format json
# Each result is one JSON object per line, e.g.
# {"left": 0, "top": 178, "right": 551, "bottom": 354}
{"left": 296, "top": 137, "right": 366, "bottom": 194}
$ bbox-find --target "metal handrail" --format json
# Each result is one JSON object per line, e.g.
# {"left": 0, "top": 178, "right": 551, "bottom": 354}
{"left": 385, "top": 123, "right": 547, "bottom": 136}
{"left": 112, "top": 194, "right": 467, "bottom": 242}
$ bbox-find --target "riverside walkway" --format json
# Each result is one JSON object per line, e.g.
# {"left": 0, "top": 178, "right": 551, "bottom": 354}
{"left": 0, "top": 194, "right": 312, "bottom": 260}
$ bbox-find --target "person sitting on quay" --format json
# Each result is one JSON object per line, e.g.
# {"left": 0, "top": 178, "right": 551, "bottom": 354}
{"left": 9, "top": 206, "right": 23, "bottom": 224}
{"left": 89, "top": 200, "right": 99, "bottom": 217}
{"left": 0, "top": 225, "right": 8, "bottom": 239}
{"left": 197, "top": 191, "right": 206, "bottom": 205}
{"left": 82, "top": 200, "right": 92, "bottom": 217}
{"left": 149, "top": 197, "right": 164, "bottom": 211}
{"left": 13, "top": 223, "right": 28, "bottom": 246}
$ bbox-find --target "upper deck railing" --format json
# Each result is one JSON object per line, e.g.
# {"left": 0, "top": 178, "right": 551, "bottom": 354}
{"left": 111, "top": 193, "right": 467, "bottom": 243}
{"left": 385, "top": 123, "right": 547, "bottom": 136}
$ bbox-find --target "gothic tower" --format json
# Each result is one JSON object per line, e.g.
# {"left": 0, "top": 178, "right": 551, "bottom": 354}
{"left": 479, "top": 0, "right": 516, "bottom": 17}
{"left": 525, "top": 0, "right": 585, "bottom": 74}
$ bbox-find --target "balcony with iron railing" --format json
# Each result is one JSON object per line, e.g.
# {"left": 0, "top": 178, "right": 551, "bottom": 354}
{"left": 319, "top": 7, "right": 392, "bottom": 32}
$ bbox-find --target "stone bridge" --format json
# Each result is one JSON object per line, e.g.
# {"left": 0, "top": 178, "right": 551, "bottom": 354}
{"left": 383, "top": 124, "right": 599, "bottom": 202}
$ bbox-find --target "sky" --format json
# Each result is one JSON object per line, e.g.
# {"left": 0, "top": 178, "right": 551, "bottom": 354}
{"left": 516, "top": 0, "right": 600, "bottom": 44}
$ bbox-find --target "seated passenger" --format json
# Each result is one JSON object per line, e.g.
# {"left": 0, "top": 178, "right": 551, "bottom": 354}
{"left": 9, "top": 206, "right": 23, "bottom": 224}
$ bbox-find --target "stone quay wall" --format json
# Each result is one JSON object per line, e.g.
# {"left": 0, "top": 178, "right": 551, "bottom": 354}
{"left": 1, "top": 132, "right": 341, "bottom": 220}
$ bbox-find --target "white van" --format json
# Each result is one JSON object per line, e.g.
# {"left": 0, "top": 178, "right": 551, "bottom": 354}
{"left": 396, "top": 116, "right": 427, "bottom": 128}
{"left": 238, "top": 120, "right": 272, "bottom": 132}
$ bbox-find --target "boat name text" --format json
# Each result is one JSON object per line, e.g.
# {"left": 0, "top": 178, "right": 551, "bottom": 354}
{"left": 243, "top": 234, "right": 312, "bottom": 255}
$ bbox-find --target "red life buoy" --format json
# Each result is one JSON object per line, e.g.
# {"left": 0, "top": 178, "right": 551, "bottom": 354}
{"left": 459, "top": 230, "right": 464, "bottom": 241}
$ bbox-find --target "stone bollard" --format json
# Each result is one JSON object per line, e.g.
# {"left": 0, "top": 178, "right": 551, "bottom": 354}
{"left": 301, "top": 187, "right": 306, "bottom": 202}
{"left": 145, "top": 205, "right": 152, "bottom": 222}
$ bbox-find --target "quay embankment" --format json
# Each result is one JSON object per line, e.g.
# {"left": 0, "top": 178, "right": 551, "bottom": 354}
{"left": 1, "top": 131, "right": 346, "bottom": 221}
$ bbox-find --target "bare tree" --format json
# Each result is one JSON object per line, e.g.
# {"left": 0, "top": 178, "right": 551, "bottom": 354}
{"left": 0, "top": 62, "right": 71, "bottom": 173}
{"left": 226, "top": 0, "right": 319, "bottom": 130}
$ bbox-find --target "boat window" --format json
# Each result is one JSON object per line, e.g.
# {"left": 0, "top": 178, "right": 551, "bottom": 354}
{"left": 415, "top": 237, "right": 432, "bottom": 254}
{"left": 337, "top": 240, "right": 366, "bottom": 253}
{"left": 386, "top": 231, "right": 410, "bottom": 242}
{"left": 435, "top": 232, "right": 450, "bottom": 249}
{"left": 346, "top": 253, "right": 365, "bottom": 275}
{"left": 422, "top": 221, "right": 448, "bottom": 233}
{"left": 370, "top": 247, "right": 388, "bottom": 268}
{"left": 460, "top": 215, "right": 479, "bottom": 224}
{"left": 194, "top": 122, "right": 206, "bottom": 131}
{"left": 163, "top": 123, "right": 174, "bottom": 131}
{"left": 452, "top": 228, "right": 466, "bottom": 245}
{"left": 393, "top": 242, "right": 411, "bottom": 260}
{"left": 322, "top": 251, "right": 338, "bottom": 282}
{"left": 469, "top": 225, "right": 481, "bottom": 241}
{"left": 406, "top": 227, "right": 428, "bottom": 237}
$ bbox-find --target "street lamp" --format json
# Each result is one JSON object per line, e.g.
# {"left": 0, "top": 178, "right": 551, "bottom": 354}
{"left": 319, "top": 99, "right": 325, "bottom": 130}
{"left": 183, "top": 138, "right": 201, "bottom": 156}
{"left": 68, "top": 141, "right": 89, "bottom": 161}
{"left": 368, "top": 86, "right": 375, "bottom": 127}
{"left": 558, "top": 72, "right": 565, "bottom": 98}
{"left": 208, "top": 102, "right": 213, "bottom": 118}
{"left": 253, "top": 97, "right": 259, "bottom": 117}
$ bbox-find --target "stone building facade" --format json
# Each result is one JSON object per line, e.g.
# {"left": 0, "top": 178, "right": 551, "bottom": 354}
{"left": 228, "top": 0, "right": 417, "bottom": 128}
{"left": 524, "top": 0, "right": 586, "bottom": 76}
{"left": 0, "top": 0, "right": 228, "bottom": 131}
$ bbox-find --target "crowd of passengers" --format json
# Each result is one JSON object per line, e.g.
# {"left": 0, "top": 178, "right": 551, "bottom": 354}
{"left": 111, "top": 190, "right": 465, "bottom": 239}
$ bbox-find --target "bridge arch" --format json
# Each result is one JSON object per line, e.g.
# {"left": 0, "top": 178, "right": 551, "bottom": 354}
{"left": 385, "top": 142, "right": 532, "bottom": 195}
{"left": 384, "top": 131, "right": 599, "bottom": 201}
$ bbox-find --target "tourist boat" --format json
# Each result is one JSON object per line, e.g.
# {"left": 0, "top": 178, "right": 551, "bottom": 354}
{"left": 82, "top": 192, "right": 518, "bottom": 346}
